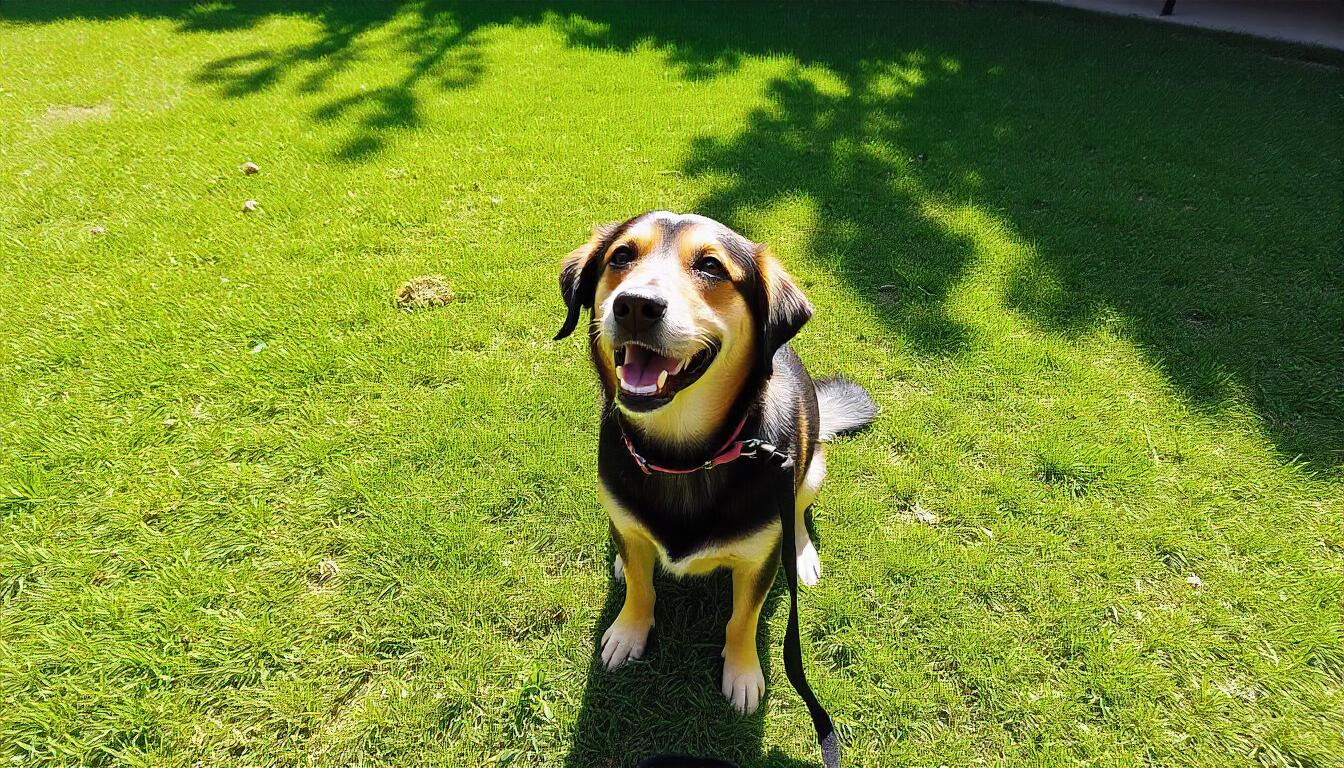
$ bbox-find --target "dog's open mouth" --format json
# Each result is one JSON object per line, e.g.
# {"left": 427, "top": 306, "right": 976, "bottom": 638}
{"left": 615, "top": 342, "right": 717, "bottom": 408}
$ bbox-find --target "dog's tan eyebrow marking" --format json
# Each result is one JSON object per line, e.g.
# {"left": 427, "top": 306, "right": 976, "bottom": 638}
{"left": 613, "top": 212, "right": 685, "bottom": 260}
{"left": 705, "top": 246, "right": 746, "bottom": 282}
{"left": 675, "top": 224, "right": 745, "bottom": 280}
{"left": 607, "top": 233, "right": 653, "bottom": 261}
{"left": 607, "top": 237, "right": 637, "bottom": 254}
{"left": 713, "top": 231, "right": 760, "bottom": 281}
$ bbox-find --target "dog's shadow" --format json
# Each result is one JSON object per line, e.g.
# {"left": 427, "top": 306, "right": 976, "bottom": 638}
{"left": 563, "top": 532, "right": 820, "bottom": 768}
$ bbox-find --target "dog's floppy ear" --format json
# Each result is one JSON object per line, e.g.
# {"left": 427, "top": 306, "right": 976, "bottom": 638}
{"left": 754, "top": 245, "right": 813, "bottom": 369}
{"left": 555, "top": 222, "right": 618, "bottom": 340}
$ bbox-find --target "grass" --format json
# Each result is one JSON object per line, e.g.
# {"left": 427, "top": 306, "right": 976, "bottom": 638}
{"left": 1, "top": 1, "right": 1341, "bottom": 766}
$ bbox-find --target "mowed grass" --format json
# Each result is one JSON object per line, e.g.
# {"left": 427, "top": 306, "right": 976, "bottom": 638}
{"left": 1, "top": 2, "right": 1342, "bottom": 766}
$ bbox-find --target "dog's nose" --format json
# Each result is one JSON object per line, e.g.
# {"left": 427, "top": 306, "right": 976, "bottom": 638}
{"left": 612, "top": 292, "right": 666, "bottom": 333}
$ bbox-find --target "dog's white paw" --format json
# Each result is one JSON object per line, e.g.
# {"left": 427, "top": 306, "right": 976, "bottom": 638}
{"left": 612, "top": 554, "right": 625, "bottom": 583}
{"left": 600, "top": 614, "right": 651, "bottom": 670}
{"left": 721, "top": 655, "right": 766, "bottom": 715}
{"left": 796, "top": 537, "right": 821, "bottom": 587}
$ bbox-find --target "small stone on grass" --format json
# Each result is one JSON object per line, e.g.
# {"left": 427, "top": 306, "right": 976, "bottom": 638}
{"left": 90, "top": 225, "right": 107, "bottom": 236}
{"left": 241, "top": 161, "right": 260, "bottom": 175}
{"left": 242, "top": 199, "right": 259, "bottom": 213}
{"left": 396, "top": 275, "right": 455, "bottom": 310}
{"left": 1186, "top": 573, "right": 1203, "bottom": 590}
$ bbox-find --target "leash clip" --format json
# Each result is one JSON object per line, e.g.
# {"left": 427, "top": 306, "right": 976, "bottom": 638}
{"left": 740, "top": 439, "right": 794, "bottom": 471}
{"left": 738, "top": 438, "right": 764, "bottom": 458}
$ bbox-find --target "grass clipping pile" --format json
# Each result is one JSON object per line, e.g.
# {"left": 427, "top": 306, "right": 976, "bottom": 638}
{"left": 395, "top": 275, "right": 454, "bottom": 310}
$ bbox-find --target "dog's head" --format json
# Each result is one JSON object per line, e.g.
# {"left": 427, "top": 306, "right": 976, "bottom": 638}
{"left": 555, "top": 212, "right": 811, "bottom": 437}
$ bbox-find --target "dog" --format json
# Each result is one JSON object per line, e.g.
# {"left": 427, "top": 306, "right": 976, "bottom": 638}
{"left": 554, "top": 211, "right": 877, "bottom": 715}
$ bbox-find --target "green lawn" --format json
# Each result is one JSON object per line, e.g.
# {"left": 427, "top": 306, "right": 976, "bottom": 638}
{"left": 2, "top": 2, "right": 1342, "bottom": 766}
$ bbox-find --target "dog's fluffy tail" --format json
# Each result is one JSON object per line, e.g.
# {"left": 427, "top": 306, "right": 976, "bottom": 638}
{"left": 816, "top": 375, "right": 878, "bottom": 441}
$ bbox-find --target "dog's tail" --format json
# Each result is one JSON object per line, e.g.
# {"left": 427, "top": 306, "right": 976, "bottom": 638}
{"left": 816, "top": 375, "right": 878, "bottom": 441}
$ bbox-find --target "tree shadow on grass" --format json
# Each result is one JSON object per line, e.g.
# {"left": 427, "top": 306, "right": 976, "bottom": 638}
{"left": 551, "top": 1, "right": 1344, "bottom": 471}
{"left": 190, "top": 3, "right": 490, "bottom": 160}
{"left": 6, "top": 0, "right": 496, "bottom": 160}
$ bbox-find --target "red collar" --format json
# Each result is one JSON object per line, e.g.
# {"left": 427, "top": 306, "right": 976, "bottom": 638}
{"left": 621, "top": 413, "right": 753, "bottom": 475}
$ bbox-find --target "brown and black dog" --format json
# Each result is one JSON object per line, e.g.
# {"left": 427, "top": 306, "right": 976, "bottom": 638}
{"left": 555, "top": 211, "right": 876, "bottom": 714}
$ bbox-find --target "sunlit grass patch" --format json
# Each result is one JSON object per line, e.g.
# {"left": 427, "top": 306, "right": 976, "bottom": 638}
{"left": 1, "top": 1, "right": 1341, "bottom": 767}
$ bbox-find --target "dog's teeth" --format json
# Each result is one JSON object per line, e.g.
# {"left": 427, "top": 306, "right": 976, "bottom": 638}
{"left": 616, "top": 365, "right": 625, "bottom": 383}
{"left": 657, "top": 370, "right": 668, "bottom": 389}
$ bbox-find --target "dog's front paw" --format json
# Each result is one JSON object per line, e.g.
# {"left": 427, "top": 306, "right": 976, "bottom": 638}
{"left": 600, "top": 612, "right": 652, "bottom": 670}
{"left": 721, "top": 655, "right": 766, "bottom": 715}
{"left": 796, "top": 537, "right": 821, "bottom": 587}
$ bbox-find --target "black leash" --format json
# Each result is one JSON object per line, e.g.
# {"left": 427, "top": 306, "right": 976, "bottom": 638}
{"left": 760, "top": 442, "right": 841, "bottom": 768}
{"left": 633, "top": 439, "right": 840, "bottom": 768}
{"left": 638, "top": 443, "right": 840, "bottom": 768}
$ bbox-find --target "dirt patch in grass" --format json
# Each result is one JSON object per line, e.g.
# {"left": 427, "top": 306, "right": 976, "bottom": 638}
{"left": 36, "top": 103, "right": 112, "bottom": 127}
{"left": 395, "top": 275, "right": 454, "bottom": 310}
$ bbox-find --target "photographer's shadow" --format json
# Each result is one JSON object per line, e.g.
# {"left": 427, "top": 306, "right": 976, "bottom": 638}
{"left": 563, "top": 543, "right": 816, "bottom": 768}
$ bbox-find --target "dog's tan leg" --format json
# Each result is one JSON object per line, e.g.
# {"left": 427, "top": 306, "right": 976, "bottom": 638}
{"left": 722, "top": 541, "right": 780, "bottom": 715}
{"left": 794, "top": 448, "right": 826, "bottom": 586}
{"left": 602, "top": 523, "right": 656, "bottom": 670}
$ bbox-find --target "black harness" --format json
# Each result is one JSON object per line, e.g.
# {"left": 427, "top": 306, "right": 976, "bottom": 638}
{"left": 636, "top": 441, "right": 840, "bottom": 768}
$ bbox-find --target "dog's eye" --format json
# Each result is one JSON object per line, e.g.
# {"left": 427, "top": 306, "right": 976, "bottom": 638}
{"left": 694, "top": 255, "right": 727, "bottom": 278}
{"left": 609, "top": 246, "right": 636, "bottom": 267}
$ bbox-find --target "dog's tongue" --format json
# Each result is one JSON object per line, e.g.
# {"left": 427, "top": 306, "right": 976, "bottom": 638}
{"left": 623, "top": 345, "right": 679, "bottom": 388}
